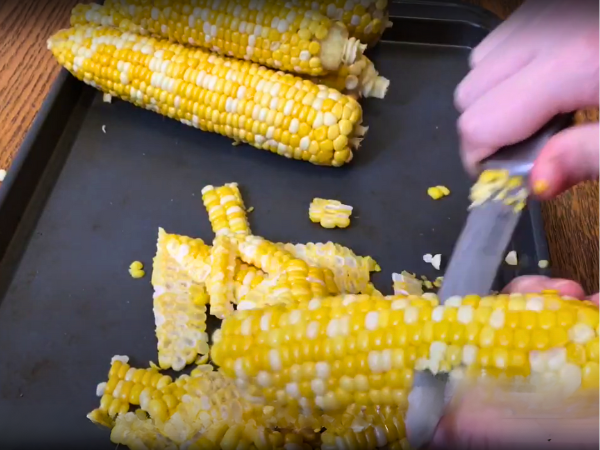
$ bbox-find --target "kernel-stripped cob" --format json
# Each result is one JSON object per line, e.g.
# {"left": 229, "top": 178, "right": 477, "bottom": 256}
{"left": 72, "top": 1, "right": 367, "bottom": 77}
{"left": 153, "top": 228, "right": 211, "bottom": 370}
{"left": 164, "top": 231, "right": 212, "bottom": 282}
{"left": 48, "top": 25, "right": 367, "bottom": 167}
{"left": 310, "top": 55, "right": 390, "bottom": 99}
{"left": 292, "top": 0, "right": 392, "bottom": 48}
{"left": 202, "top": 183, "right": 251, "bottom": 237}
{"left": 213, "top": 292, "right": 599, "bottom": 413}
{"left": 206, "top": 235, "right": 238, "bottom": 318}
{"left": 279, "top": 241, "right": 379, "bottom": 294}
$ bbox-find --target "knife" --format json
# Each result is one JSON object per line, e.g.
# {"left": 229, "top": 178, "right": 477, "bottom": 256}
{"left": 405, "top": 114, "right": 572, "bottom": 449}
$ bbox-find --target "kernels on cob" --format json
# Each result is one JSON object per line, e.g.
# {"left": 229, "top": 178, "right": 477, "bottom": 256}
{"left": 279, "top": 241, "right": 378, "bottom": 294}
{"left": 310, "top": 55, "right": 390, "bottom": 99}
{"left": 48, "top": 24, "right": 368, "bottom": 167}
{"left": 153, "top": 229, "right": 210, "bottom": 370}
{"left": 309, "top": 198, "right": 353, "bottom": 228}
{"left": 233, "top": 260, "right": 266, "bottom": 303}
{"left": 206, "top": 236, "right": 238, "bottom": 319}
{"left": 164, "top": 232, "right": 212, "bottom": 282}
{"left": 292, "top": 0, "right": 392, "bottom": 47}
{"left": 237, "top": 235, "right": 295, "bottom": 275}
{"left": 392, "top": 272, "right": 424, "bottom": 296}
{"left": 212, "top": 292, "right": 599, "bottom": 413}
{"left": 111, "top": 411, "right": 178, "bottom": 450}
{"left": 71, "top": 1, "right": 367, "bottom": 76}
{"left": 202, "top": 183, "right": 251, "bottom": 237}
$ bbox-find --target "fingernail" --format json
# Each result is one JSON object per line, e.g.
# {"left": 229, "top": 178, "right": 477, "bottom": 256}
{"left": 532, "top": 179, "right": 549, "bottom": 195}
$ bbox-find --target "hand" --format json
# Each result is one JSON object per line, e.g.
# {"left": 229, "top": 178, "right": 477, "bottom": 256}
{"left": 455, "top": 0, "right": 599, "bottom": 199}
{"left": 431, "top": 275, "right": 599, "bottom": 449}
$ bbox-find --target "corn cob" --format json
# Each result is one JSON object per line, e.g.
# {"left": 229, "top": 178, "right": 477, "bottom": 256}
{"left": 71, "top": 1, "right": 367, "bottom": 77}
{"left": 206, "top": 236, "right": 238, "bottom": 319}
{"left": 279, "top": 241, "right": 378, "bottom": 294}
{"left": 48, "top": 25, "right": 368, "bottom": 167}
{"left": 212, "top": 292, "right": 599, "bottom": 413}
{"left": 233, "top": 260, "right": 266, "bottom": 303}
{"left": 202, "top": 183, "right": 251, "bottom": 237}
{"left": 164, "top": 231, "right": 212, "bottom": 282}
{"left": 309, "top": 198, "right": 353, "bottom": 228}
{"left": 292, "top": 0, "right": 392, "bottom": 47}
{"left": 153, "top": 228, "right": 211, "bottom": 370}
{"left": 310, "top": 55, "right": 390, "bottom": 99}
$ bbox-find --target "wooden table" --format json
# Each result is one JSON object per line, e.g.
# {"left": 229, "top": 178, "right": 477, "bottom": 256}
{"left": 0, "top": 0, "right": 597, "bottom": 292}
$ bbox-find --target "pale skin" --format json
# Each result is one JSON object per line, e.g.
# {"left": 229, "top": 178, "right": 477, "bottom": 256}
{"left": 431, "top": 0, "right": 599, "bottom": 447}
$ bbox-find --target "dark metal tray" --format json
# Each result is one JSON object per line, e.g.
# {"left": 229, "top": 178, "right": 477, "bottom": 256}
{"left": 0, "top": 1, "right": 550, "bottom": 448}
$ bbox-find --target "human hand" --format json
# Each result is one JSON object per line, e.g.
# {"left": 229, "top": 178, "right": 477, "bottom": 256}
{"left": 455, "top": 0, "right": 599, "bottom": 199}
{"left": 430, "top": 275, "right": 599, "bottom": 449}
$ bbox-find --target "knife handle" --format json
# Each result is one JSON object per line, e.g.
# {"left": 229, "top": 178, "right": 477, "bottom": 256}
{"left": 482, "top": 114, "right": 573, "bottom": 177}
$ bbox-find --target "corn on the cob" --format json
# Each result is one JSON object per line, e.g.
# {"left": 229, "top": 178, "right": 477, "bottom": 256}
{"left": 153, "top": 228, "right": 210, "bottom": 370}
{"left": 310, "top": 55, "right": 390, "bottom": 99}
{"left": 279, "top": 241, "right": 378, "bottom": 294}
{"left": 71, "top": 1, "right": 367, "bottom": 77}
{"left": 292, "top": 0, "right": 392, "bottom": 48}
{"left": 212, "top": 292, "right": 599, "bottom": 413}
{"left": 202, "top": 183, "right": 251, "bottom": 237}
{"left": 206, "top": 236, "right": 238, "bottom": 319}
{"left": 48, "top": 24, "right": 368, "bottom": 167}
{"left": 309, "top": 198, "right": 353, "bottom": 228}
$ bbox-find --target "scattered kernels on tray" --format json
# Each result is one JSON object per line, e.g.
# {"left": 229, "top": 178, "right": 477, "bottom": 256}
{"left": 309, "top": 198, "right": 353, "bottom": 228}
{"left": 427, "top": 185, "right": 450, "bottom": 200}
{"left": 213, "top": 292, "right": 599, "bottom": 413}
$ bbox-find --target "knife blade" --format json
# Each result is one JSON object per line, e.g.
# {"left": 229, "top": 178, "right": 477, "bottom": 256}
{"left": 405, "top": 114, "right": 572, "bottom": 449}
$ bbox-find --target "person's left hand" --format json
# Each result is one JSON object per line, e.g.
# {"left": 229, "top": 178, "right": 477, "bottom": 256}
{"left": 503, "top": 275, "right": 598, "bottom": 305}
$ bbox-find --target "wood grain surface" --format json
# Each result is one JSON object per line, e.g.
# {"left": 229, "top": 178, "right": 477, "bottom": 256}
{"left": 0, "top": 0, "right": 597, "bottom": 292}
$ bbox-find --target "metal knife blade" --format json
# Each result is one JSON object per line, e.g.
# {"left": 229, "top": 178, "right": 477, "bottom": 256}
{"left": 405, "top": 114, "right": 572, "bottom": 449}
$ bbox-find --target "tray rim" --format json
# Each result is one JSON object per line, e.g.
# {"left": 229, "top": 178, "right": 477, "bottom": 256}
{"left": 0, "top": 1, "right": 551, "bottom": 280}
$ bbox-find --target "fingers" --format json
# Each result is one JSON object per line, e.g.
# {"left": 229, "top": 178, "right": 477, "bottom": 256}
{"left": 502, "top": 275, "right": 587, "bottom": 299}
{"left": 469, "top": 0, "right": 555, "bottom": 68}
{"left": 458, "top": 46, "right": 599, "bottom": 174}
{"left": 531, "top": 123, "right": 600, "bottom": 198}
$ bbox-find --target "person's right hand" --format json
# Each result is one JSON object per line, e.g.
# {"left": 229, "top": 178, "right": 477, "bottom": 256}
{"left": 455, "top": 0, "right": 599, "bottom": 199}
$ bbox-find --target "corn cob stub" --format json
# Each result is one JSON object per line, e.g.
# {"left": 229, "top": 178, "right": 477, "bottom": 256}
{"left": 71, "top": 1, "right": 367, "bottom": 77}
{"left": 153, "top": 229, "right": 211, "bottom": 371}
{"left": 202, "top": 183, "right": 251, "bottom": 237}
{"left": 212, "top": 293, "right": 599, "bottom": 413}
{"left": 48, "top": 24, "right": 367, "bottom": 167}
{"left": 309, "top": 198, "right": 353, "bottom": 228}
{"left": 292, "top": 0, "right": 393, "bottom": 48}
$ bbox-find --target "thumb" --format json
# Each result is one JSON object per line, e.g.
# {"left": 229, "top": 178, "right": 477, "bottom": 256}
{"left": 531, "top": 123, "right": 599, "bottom": 199}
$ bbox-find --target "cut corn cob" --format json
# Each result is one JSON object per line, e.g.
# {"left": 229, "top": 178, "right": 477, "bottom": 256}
{"left": 163, "top": 231, "right": 212, "bottom": 282}
{"left": 279, "top": 241, "right": 378, "bottom": 294}
{"left": 71, "top": 1, "right": 367, "bottom": 76}
{"left": 202, "top": 183, "right": 251, "bottom": 237}
{"left": 153, "top": 228, "right": 210, "bottom": 370}
{"left": 111, "top": 411, "right": 178, "bottom": 450}
{"left": 237, "top": 235, "right": 295, "bottom": 275}
{"left": 292, "top": 0, "right": 392, "bottom": 47}
{"left": 310, "top": 55, "right": 390, "bottom": 99}
{"left": 233, "top": 260, "right": 266, "bottom": 304}
{"left": 309, "top": 198, "right": 353, "bottom": 228}
{"left": 206, "top": 236, "right": 238, "bottom": 319}
{"left": 212, "top": 292, "right": 599, "bottom": 413}
{"left": 48, "top": 24, "right": 368, "bottom": 167}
